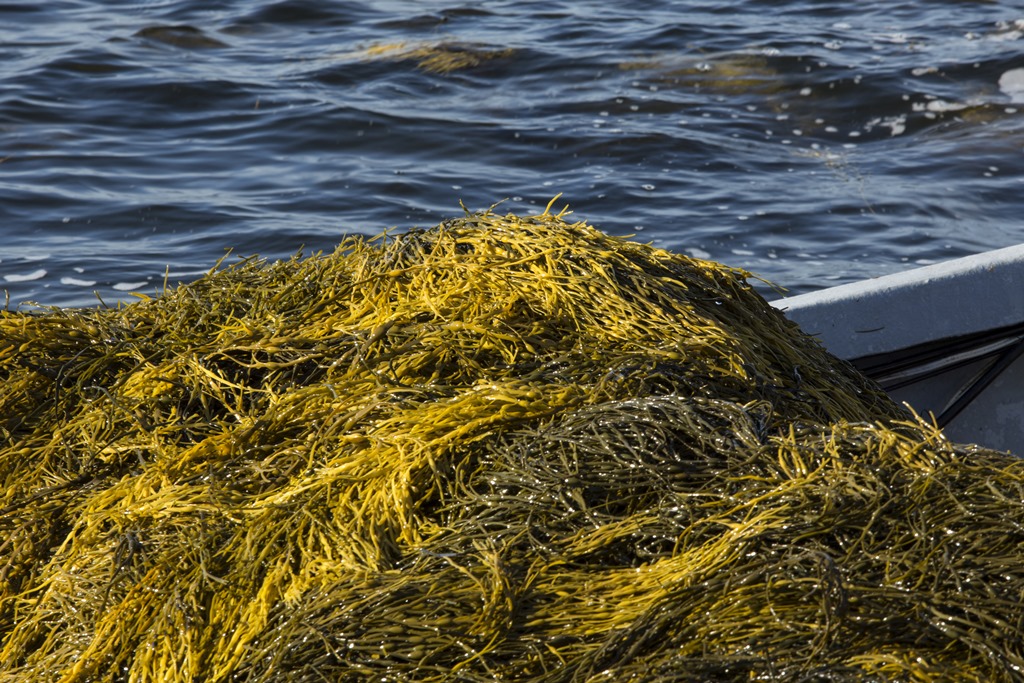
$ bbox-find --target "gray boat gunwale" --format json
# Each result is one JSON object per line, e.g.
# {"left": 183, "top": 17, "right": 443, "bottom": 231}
{"left": 771, "top": 243, "right": 1024, "bottom": 455}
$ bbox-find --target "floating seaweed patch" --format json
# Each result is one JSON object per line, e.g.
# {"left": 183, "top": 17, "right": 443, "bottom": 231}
{"left": 2, "top": 203, "right": 1024, "bottom": 681}
{"left": 619, "top": 52, "right": 786, "bottom": 97}
{"left": 348, "top": 40, "right": 515, "bottom": 73}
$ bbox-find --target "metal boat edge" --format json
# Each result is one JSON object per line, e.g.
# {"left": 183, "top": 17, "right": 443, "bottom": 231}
{"left": 771, "top": 244, "right": 1024, "bottom": 455}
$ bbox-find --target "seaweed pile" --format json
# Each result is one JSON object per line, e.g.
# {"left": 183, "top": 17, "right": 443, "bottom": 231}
{"left": 3, "top": 204, "right": 1024, "bottom": 682}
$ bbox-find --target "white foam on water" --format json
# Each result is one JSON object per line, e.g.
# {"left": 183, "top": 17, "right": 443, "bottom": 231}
{"left": 60, "top": 276, "right": 97, "bottom": 287}
{"left": 913, "top": 99, "right": 969, "bottom": 113}
{"left": 865, "top": 115, "right": 907, "bottom": 136}
{"left": 998, "top": 68, "right": 1024, "bottom": 103}
{"left": 686, "top": 248, "right": 711, "bottom": 259}
{"left": 4, "top": 269, "right": 47, "bottom": 283}
{"left": 985, "top": 20, "right": 1024, "bottom": 42}
{"left": 876, "top": 32, "right": 908, "bottom": 44}
{"left": 112, "top": 281, "right": 149, "bottom": 291}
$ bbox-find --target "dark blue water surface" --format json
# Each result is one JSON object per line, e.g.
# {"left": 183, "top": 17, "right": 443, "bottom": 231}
{"left": 3, "top": 1, "right": 1024, "bottom": 307}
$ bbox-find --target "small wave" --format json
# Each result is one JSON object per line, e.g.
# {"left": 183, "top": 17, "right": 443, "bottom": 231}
{"left": 133, "top": 25, "right": 229, "bottom": 50}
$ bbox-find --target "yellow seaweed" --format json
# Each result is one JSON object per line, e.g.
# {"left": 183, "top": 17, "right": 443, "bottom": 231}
{"left": 2, "top": 206, "right": 1024, "bottom": 681}
{"left": 348, "top": 40, "right": 514, "bottom": 74}
{"left": 620, "top": 52, "right": 785, "bottom": 97}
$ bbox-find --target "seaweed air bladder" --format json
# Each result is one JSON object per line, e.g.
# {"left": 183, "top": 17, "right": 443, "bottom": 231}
{"left": 2, "top": 201, "right": 1024, "bottom": 681}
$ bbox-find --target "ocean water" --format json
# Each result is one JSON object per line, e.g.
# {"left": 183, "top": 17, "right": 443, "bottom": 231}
{"left": 3, "top": 0, "right": 1024, "bottom": 307}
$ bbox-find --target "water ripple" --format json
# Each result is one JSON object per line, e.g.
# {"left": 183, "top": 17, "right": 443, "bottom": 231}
{"left": 2, "top": 1, "right": 1023, "bottom": 306}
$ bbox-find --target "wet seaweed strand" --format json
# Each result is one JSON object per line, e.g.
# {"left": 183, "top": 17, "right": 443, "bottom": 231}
{"left": 2, "top": 205, "right": 1023, "bottom": 682}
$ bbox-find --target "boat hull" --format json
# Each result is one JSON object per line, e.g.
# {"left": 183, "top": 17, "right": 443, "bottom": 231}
{"left": 772, "top": 245, "right": 1024, "bottom": 455}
